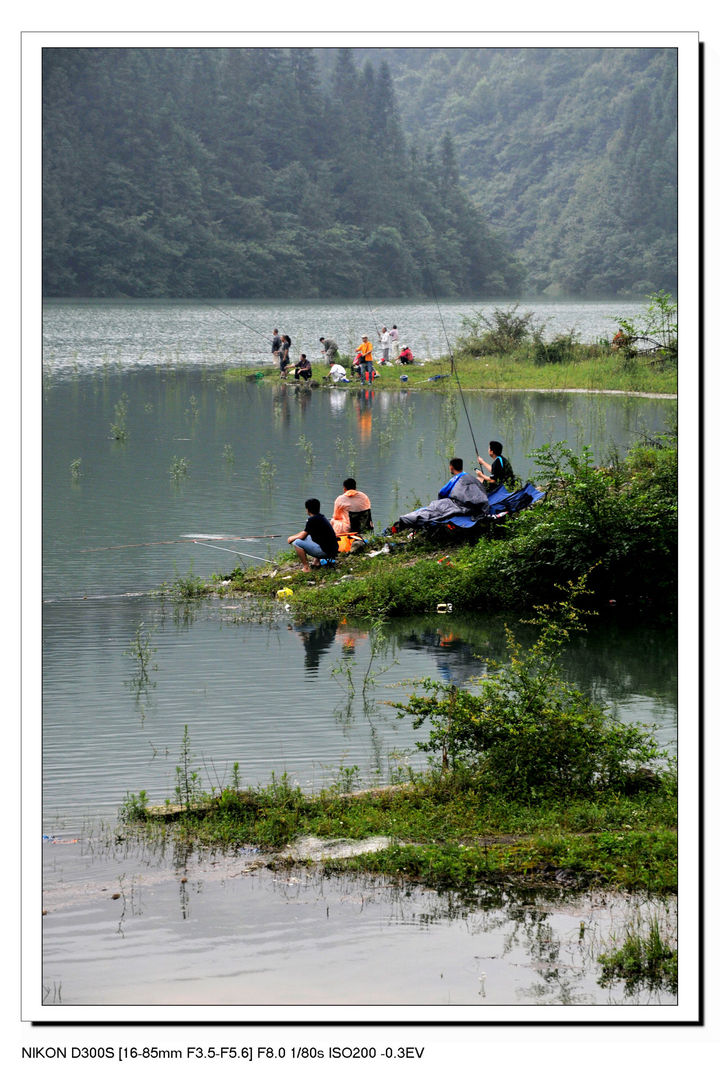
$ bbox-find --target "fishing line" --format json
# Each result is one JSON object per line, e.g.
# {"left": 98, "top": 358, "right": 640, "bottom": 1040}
{"left": 191, "top": 540, "right": 274, "bottom": 563}
{"left": 79, "top": 539, "right": 182, "bottom": 553}
{"left": 425, "top": 263, "right": 480, "bottom": 459}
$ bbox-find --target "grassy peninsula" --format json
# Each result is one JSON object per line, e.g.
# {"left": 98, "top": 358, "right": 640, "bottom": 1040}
{"left": 213, "top": 432, "right": 677, "bottom": 625}
{"left": 123, "top": 576, "right": 678, "bottom": 992}
{"left": 228, "top": 297, "right": 679, "bottom": 398}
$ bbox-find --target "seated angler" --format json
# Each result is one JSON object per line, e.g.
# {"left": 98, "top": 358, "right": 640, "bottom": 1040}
{"left": 393, "top": 457, "right": 489, "bottom": 530}
{"left": 329, "top": 478, "right": 373, "bottom": 536}
{"left": 288, "top": 498, "right": 340, "bottom": 570}
{"left": 476, "top": 441, "right": 514, "bottom": 494}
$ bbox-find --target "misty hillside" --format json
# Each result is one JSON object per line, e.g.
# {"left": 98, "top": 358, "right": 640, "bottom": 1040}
{"left": 42, "top": 46, "right": 677, "bottom": 299}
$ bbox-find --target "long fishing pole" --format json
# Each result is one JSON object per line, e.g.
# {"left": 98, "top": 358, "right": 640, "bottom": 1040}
{"left": 191, "top": 540, "right": 274, "bottom": 563}
{"left": 361, "top": 283, "right": 382, "bottom": 341}
{"left": 182, "top": 532, "right": 285, "bottom": 541}
{"left": 426, "top": 264, "right": 480, "bottom": 460}
{"left": 206, "top": 302, "right": 274, "bottom": 344}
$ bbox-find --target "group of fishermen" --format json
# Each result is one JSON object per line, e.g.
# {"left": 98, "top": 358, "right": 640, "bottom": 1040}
{"left": 288, "top": 443, "right": 513, "bottom": 570}
{"left": 271, "top": 328, "right": 415, "bottom": 385}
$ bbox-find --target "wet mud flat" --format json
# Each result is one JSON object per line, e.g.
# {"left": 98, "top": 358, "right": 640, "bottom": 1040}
{"left": 41, "top": 828, "right": 677, "bottom": 1009}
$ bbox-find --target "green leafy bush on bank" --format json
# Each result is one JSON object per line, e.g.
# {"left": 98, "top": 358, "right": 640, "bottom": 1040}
{"left": 394, "top": 574, "right": 672, "bottom": 802}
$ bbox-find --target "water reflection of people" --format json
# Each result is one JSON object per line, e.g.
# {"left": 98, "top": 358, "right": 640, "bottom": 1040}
{"left": 293, "top": 620, "right": 339, "bottom": 672}
{"left": 354, "top": 395, "right": 373, "bottom": 442}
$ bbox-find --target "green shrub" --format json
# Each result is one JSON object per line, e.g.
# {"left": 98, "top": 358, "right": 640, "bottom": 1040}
{"left": 531, "top": 329, "right": 580, "bottom": 365}
{"left": 394, "top": 575, "right": 667, "bottom": 800}
{"left": 457, "top": 305, "right": 535, "bottom": 356}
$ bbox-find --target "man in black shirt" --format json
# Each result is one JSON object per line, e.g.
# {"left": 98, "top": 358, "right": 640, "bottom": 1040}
{"left": 288, "top": 499, "right": 340, "bottom": 570}
{"left": 476, "top": 441, "right": 514, "bottom": 494}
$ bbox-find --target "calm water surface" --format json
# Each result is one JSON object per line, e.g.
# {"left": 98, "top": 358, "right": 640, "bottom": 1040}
{"left": 37, "top": 300, "right": 677, "bottom": 1011}
{"left": 43, "top": 297, "right": 647, "bottom": 374}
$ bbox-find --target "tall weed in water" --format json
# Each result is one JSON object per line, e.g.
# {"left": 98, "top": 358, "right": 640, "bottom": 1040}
{"left": 170, "top": 456, "right": 190, "bottom": 484}
{"left": 174, "top": 725, "right": 204, "bottom": 810}
{"left": 297, "top": 434, "right": 315, "bottom": 468}
{"left": 598, "top": 913, "right": 677, "bottom": 994}
{"left": 334, "top": 435, "right": 357, "bottom": 476}
{"left": 258, "top": 455, "right": 277, "bottom": 493}
{"left": 124, "top": 621, "right": 157, "bottom": 688}
{"left": 110, "top": 393, "right": 129, "bottom": 441}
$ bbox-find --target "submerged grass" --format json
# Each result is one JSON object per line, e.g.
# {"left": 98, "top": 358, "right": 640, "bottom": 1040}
{"left": 122, "top": 769, "right": 677, "bottom": 896}
{"left": 597, "top": 915, "right": 678, "bottom": 994}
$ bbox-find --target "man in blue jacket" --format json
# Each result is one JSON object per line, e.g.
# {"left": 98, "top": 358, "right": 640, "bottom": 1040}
{"left": 395, "top": 458, "right": 489, "bottom": 528}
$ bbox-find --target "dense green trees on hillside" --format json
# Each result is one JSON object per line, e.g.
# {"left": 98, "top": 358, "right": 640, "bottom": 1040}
{"left": 42, "top": 47, "right": 522, "bottom": 298}
{"left": 42, "top": 46, "right": 677, "bottom": 300}
{"left": 369, "top": 47, "right": 677, "bottom": 296}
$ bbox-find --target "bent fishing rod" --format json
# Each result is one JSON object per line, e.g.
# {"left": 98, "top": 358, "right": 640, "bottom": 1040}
{"left": 426, "top": 264, "right": 480, "bottom": 461}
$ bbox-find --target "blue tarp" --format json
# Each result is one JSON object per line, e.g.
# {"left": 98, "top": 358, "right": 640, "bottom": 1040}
{"left": 442, "top": 481, "right": 545, "bottom": 529}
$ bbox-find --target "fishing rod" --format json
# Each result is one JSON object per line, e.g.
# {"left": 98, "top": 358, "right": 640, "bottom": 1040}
{"left": 206, "top": 303, "right": 274, "bottom": 344}
{"left": 182, "top": 532, "right": 284, "bottom": 541}
{"left": 191, "top": 540, "right": 274, "bottom": 563}
{"left": 361, "top": 283, "right": 382, "bottom": 341}
{"left": 425, "top": 263, "right": 480, "bottom": 460}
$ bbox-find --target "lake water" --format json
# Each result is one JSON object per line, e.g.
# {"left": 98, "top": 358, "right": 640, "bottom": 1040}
{"left": 42, "top": 296, "right": 648, "bottom": 375}
{"left": 35, "top": 299, "right": 678, "bottom": 1012}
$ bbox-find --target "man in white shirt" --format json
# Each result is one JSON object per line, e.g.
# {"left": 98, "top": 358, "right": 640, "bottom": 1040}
{"left": 380, "top": 326, "right": 391, "bottom": 365}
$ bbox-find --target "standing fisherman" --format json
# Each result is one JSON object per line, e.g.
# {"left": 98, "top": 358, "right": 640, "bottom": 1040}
{"left": 380, "top": 326, "right": 391, "bottom": 365}
{"left": 389, "top": 324, "right": 400, "bottom": 360}
{"left": 319, "top": 336, "right": 339, "bottom": 365}
{"left": 356, "top": 336, "right": 374, "bottom": 382}
{"left": 271, "top": 328, "right": 282, "bottom": 366}
{"left": 279, "top": 334, "right": 292, "bottom": 379}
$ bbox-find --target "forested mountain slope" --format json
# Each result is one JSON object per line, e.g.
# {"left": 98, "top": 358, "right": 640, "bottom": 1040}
{"left": 42, "top": 47, "right": 522, "bottom": 299}
{"left": 360, "top": 47, "right": 677, "bottom": 296}
{"left": 42, "top": 46, "right": 677, "bottom": 300}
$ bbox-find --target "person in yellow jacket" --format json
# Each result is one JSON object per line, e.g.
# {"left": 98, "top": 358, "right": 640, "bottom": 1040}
{"left": 356, "top": 336, "right": 374, "bottom": 381}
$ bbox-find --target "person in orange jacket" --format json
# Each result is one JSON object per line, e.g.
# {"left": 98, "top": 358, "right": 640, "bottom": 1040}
{"left": 356, "top": 336, "right": 374, "bottom": 381}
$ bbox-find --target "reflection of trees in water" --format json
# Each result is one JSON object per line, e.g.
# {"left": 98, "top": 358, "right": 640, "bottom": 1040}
{"left": 558, "top": 623, "right": 677, "bottom": 707}
{"left": 302, "top": 875, "right": 675, "bottom": 1005}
